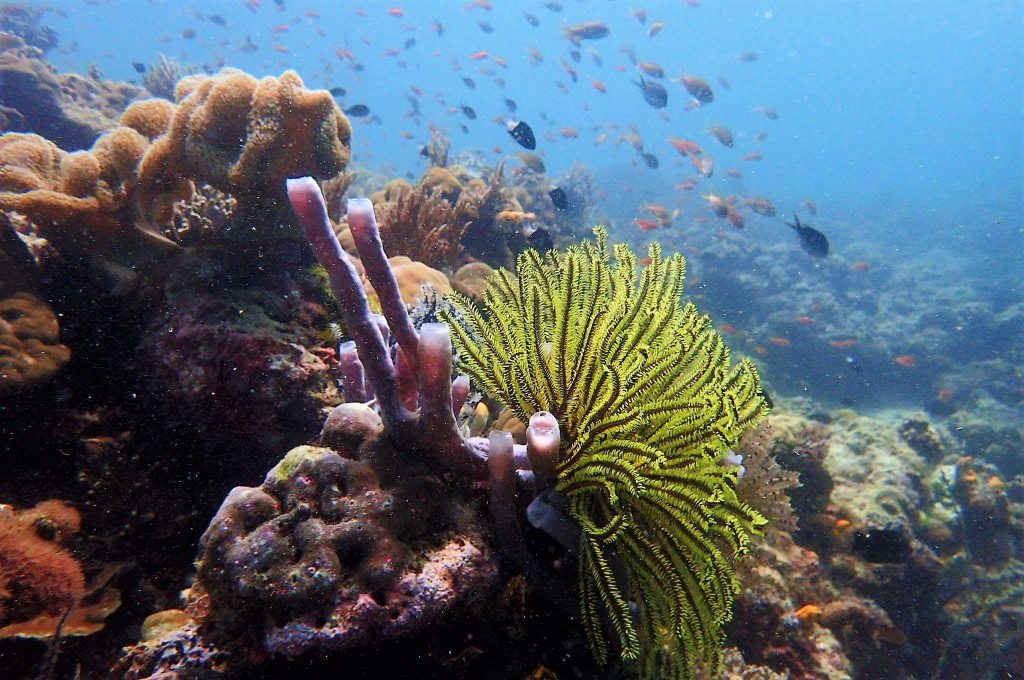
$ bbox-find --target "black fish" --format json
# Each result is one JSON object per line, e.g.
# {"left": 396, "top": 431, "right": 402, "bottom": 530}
{"left": 642, "top": 152, "right": 659, "bottom": 169}
{"left": 544, "top": 1, "right": 563, "bottom": 11}
{"left": 432, "top": 20, "right": 445, "bottom": 36}
{"left": 526, "top": 226, "right": 554, "bottom": 252}
{"left": 462, "top": 76, "right": 476, "bottom": 89}
{"left": 343, "top": 104, "right": 370, "bottom": 117}
{"left": 479, "top": 21, "right": 494, "bottom": 34}
{"left": 461, "top": 105, "right": 477, "bottom": 120}
{"left": 328, "top": 86, "right": 346, "bottom": 97}
{"left": 785, "top": 215, "right": 829, "bottom": 258}
{"left": 549, "top": 187, "right": 569, "bottom": 211}
{"left": 569, "top": 49, "right": 581, "bottom": 63}
{"left": 523, "top": 12, "right": 539, "bottom": 27}
{"left": 274, "top": 0, "right": 284, "bottom": 6}
{"left": 404, "top": 37, "right": 416, "bottom": 50}
{"left": 132, "top": 61, "right": 146, "bottom": 74}
{"left": 459, "top": 124, "right": 469, "bottom": 134}
{"left": 209, "top": 14, "right": 226, "bottom": 26}
{"left": 507, "top": 120, "right": 536, "bottom": 150}
{"left": 504, "top": 97, "right": 518, "bottom": 113}
{"left": 634, "top": 77, "right": 667, "bottom": 108}
{"left": 852, "top": 524, "right": 912, "bottom": 564}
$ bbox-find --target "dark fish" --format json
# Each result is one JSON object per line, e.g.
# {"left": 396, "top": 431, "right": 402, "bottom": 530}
{"left": 504, "top": 97, "right": 518, "bottom": 113}
{"left": 459, "top": 124, "right": 469, "bottom": 134}
{"left": 785, "top": 215, "right": 829, "bottom": 258}
{"left": 329, "top": 86, "right": 346, "bottom": 97}
{"left": 238, "top": 35, "right": 258, "bottom": 53}
{"left": 462, "top": 76, "right": 476, "bottom": 89}
{"left": 563, "top": 21, "right": 610, "bottom": 45}
{"left": 569, "top": 49, "right": 581, "bottom": 63}
{"left": 681, "top": 75, "right": 714, "bottom": 104}
{"left": 549, "top": 187, "right": 569, "bottom": 211}
{"left": 132, "top": 61, "right": 146, "bottom": 74}
{"left": 543, "top": 1, "right": 563, "bottom": 11}
{"left": 432, "top": 19, "right": 445, "bottom": 36}
{"left": 404, "top": 37, "right": 416, "bottom": 49}
{"left": 209, "top": 14, "right": 226, "bottom": 26}
{"left": 634, "top": 77, "right": 668, "bottom": 108}
{"left": 479, "top": 21, "right": 494, "bottom": 34}
{"left": 524, "top": 12, "right": 539, "bottom": 27}
{"left": 641, "top": 152, "right": 659, "bottom": 169}
{"left": 507, "top": 120, "right": 536, "bottom": 150}
{"left": 526, "top": 225, "right": 554, "bottom": 252}
{"left": 274, "top": 0, "right": 284, "bottom": 6}
{"left": 852, "top": 525, "right": 912, "bottom": 564}
{"left": 461, "top": 105, "right": 477, "bottom": 120}
{"left": 343, "top": 104, "right": 370, "bottom": 117}
{"left": 181, "top": 27, "right": 196, "bottom": 39}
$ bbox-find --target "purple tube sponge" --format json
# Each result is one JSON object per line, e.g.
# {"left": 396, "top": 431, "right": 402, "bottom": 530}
{"left": 286, "top": 177, "right": 490, "bottom": 480}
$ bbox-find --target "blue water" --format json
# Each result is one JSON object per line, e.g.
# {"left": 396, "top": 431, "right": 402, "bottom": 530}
{"left": 45, "top": 0, "right": 1021, "bottom": 222}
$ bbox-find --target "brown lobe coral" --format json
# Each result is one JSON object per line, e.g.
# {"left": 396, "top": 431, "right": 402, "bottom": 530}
{"left": 138, "top": 68, "right": 350, "bottom": 199}
{"left": 0, "top": 291, "right": 70, "bottom": 395}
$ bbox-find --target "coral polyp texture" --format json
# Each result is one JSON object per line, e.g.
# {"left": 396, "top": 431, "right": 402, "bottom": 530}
{"left": 0, "top": 290, "right": 70, "bottom": 396}
{"left": 443, "top": 229, "right": 769, "bottom": 678}
{"left": 138, "top": 68, "right": 351, "bottom": 233}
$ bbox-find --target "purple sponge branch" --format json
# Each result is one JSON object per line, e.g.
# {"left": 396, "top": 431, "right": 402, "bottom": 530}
{"left": 287, "top": 177, "right": 490, "bottom": 480}
{"left": 286, "top": 177, "right": 404, "bottom": 425}
{"left": 346, "top": 198, "right": 421, "bottom": 377}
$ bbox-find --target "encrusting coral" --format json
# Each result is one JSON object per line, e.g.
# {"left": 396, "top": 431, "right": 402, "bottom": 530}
{"left": 442, "top": 229, "right": 770, "bottom": 678}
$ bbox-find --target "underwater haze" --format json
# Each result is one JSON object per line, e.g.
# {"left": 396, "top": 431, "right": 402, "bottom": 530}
{"left": 1, "top": 1, "right": 1023, "bottom": 679}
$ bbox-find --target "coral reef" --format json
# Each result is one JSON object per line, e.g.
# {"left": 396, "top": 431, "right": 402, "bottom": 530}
{"left": 0, "top": 32, "right": 145, "bottom": 150}
{"left": 196, "top": 443, "right": 497, "bottom": 658}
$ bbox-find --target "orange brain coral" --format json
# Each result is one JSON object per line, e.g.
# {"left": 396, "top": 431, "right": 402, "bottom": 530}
{"left": 138, "top": 68, "right": 351, "bottom": 195}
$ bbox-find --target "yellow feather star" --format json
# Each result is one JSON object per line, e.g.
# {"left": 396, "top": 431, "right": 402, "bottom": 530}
{"left": 442, "top": 228, "right": 769, "bottom": 679}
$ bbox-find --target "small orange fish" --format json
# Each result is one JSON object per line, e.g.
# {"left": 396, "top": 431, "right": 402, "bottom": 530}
{"left": 559, "top": 127, "right": 579, "bottom": 139}
{"left": 304, "top": 10, "right": 321, "bottom": 19}
{"left": 769, "top": 337, "right": 791, "bottom": 347}
{"left": 742, "top": 152, "right": 763, "bottom": 162}
{"left": 988, "top": 475, "right": 1005, "bottom": 490}
{"left": 754, "top": 346, "right": 768, "bottom": 356}
{"left": 794, "top": 315, "right": 814, "bottom": 325}
{"left": 399, "top": 131, "right": 413, "bottom": 140}
{"left": 667, "top": 137, "right": 701, "bottom": 156}
{"left": 388, "top": 8, "right": 405, "bottom": 17}
{"left": 794, "top": 604, "right": 823, "bottom": 622}
{"left": 718, "top": 323, "right": 739, "bottom": 335}
{"left": 633, "top": 218, "right": 659, "bottom": 231}
{"left": 273, "top": 44, "right": 290, "bottom": 53}
{"left": 469, "top": 50, "right": 489, "bottom": 60}
{"left": 829, "top": 339, "right": 856, "bottom": 348}
{"left": 493, "top": 146, "right": 502, "bottom": 154}
{"left": 591, "top": 79, "right": 607, "bottom": 93}
{"left": 893, "top": 355, "right": 918, "bottom": 368}
{"left": 936, "top": 387, "right": 953, "bottom": 401}
{"left": 638, "top": 256, "right": 653, "bottom": 266}
{"left": 725, "top": 206, "right": 745, "bottom": 228}
{"left": 647, "top": 20, "right": 665, "bottom": 37}
{"left": 272, "top": 24, "right": 290, "bottom": 32}
{"left": 851, "top": 262, "right": 870, "bottom": 272}
{"left": 833, "top": 518, "right": 852, "bottom": 534}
